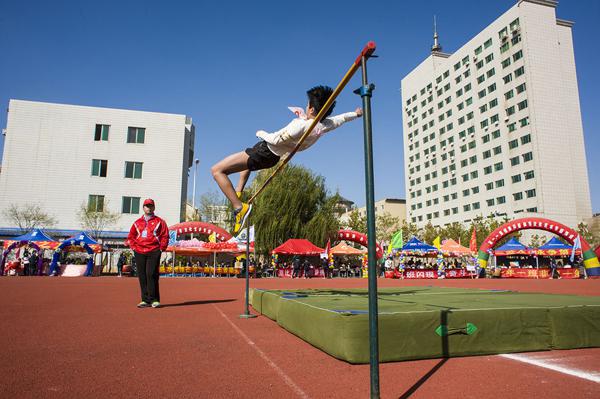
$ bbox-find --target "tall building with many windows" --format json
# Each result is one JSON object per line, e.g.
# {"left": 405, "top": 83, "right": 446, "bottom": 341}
{"left": 401, "top": 0, "right": 592, "bottom": 229}
{"left": 0, "top": 100, "right": 195, "bottom": 233}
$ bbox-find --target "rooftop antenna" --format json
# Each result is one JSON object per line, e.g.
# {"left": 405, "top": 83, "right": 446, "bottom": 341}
{"left": 432, "top": 15, "right": 442, "bottom": 53}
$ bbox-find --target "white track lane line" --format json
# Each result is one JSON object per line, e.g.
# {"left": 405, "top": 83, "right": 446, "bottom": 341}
{"left": 213, "top": 305, "right": 310, "bottom": 399}
{"left": 500, "top": 353, "right": 600, "bottom": 383}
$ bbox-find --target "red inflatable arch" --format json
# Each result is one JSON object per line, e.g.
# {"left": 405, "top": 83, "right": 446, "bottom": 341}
{"left": 169, "top": 222, "right": 232, "bottom": 242}
{"left": 477, "top": 217, "right": 600, "bottom": 277}
{"left": 337, "top": 230, "right": 383, "bottom": 259}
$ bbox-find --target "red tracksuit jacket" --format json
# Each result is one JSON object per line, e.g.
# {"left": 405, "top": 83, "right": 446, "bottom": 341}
{"left": 127, "top": 215, "right": 170, "bottom": 254}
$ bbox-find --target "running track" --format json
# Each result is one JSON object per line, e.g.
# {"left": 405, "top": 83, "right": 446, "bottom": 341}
{"left": 0, "top": 277, "right": 598, "bottom": 398}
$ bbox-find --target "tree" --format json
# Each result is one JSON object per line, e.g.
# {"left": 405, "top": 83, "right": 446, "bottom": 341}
{"left": 401, "top": 221, "right": 421, "bottom": 243}
{"left": 528, "top": 234, "right": 545, "bottom": 249}
{"left": 346, "top": 209, "right": 366, "bottom": 234}
{"left": 250, "top": 164, "right": 340, "bottom": 254}
{"left": 196, "top": 190, "right": 231, "bottom": 230}
{"left": 3, "top": 203, "right": 57, "bottom": 234}
{"left": 77, "top": 201, "right": 120, "bottom": 241}
{"left": 577, "top": 222, "right": 599, "bottom": 248}
{"left": 375, "top": 212, "right": 401, "bottom": 244}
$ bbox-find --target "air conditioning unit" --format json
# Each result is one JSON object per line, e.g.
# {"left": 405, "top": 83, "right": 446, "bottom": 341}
{"left": 501, "top": 35, "right": 508, "bottom": 42}
{"left": 473, "top": 56, "right": 478, "bottom": 61}
{"left": 470, "top": 133, "right": 475, "bottom": 137}
{"left": 512, "top": 27, "right": 521, "bottom": 35}
{"left": 504, "top": 116, "right": 510, "bottom": 122}
{"left": 495, "top": 121, "right": 499, "bottom": 127}
{"left": 484, "top": 127, "right": 489, "bottom": 131}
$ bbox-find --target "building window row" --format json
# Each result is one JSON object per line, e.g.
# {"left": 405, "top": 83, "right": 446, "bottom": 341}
{"left": 88, "top": 194, "right": 142, "bottom": 214}
{"left": 90, "top": 160, "right": 144, "bottom": 179}
{"left": 94, "top": 124, "right": 146, "bottom": 143}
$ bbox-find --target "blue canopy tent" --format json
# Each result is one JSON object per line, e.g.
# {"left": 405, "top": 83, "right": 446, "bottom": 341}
{"left": 538, "top": 237, "right": 571, "bottom": 250}
{"left": 1, "top": 228, "right": 57, "bottom": 275}
{"left": 400, "top": 237, "right": 438, "bottom": 255}
{"left": 49, "top": 232, "right": 102, "bottom": 277}
{"left": 494, "top": 237, "right": 531, "bottom": 256}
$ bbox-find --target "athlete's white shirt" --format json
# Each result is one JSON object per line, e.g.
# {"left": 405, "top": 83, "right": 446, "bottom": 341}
{"left": 255, "top": 109, "right": 359, "bottom": 157}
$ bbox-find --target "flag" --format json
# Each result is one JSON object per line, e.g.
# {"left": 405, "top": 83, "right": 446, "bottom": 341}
{"left": 387, "top": 230, "right": 403, "bottom": 256}
{"left": 469, "top": 227, "right": 477, "bottom": 253}
{"left": 249, "top": 225, "right": 255, "bottom": 243}
{"left": 570, "top": 235, "right": 581, "bottom": 263}
{"left": 208, "top": 232, "right": 217, "bottom": 243}
{"left": 321, "top": 238, "right": 331, "bottom": 259}
{"left": 433, "top": 236, "right": 441, "bottom": 250}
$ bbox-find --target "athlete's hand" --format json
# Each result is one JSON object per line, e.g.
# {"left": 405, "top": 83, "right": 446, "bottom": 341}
{"left": 355, "top": 108, "right": 363, "bottom": 117}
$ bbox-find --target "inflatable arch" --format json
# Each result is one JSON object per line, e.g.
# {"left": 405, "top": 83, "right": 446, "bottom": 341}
{"left": 477, "top": 217, "right": 600, "bottom": 277}
{"left": 169, "top": 221, "right": 232, "bottom": 242}
{"left": 337, "top": 230, "right": 383, "bottom": 259}
{"left": 49, "top": 240, "right": 95, "bottom": 276}
{"left": 0, "top": 241, "right": 44, "bottom": 276}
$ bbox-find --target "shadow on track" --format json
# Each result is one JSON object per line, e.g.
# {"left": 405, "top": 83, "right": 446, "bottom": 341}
{"left": 397, "top": 358, "right": 448, "bottom": 399}
{"left": 160, "top": 299, "right": 236, "bottom": 308}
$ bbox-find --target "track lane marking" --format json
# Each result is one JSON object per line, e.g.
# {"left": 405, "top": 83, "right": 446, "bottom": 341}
{"left": 500, "top": 353, "right": 600, "bottom": 383}
{"left": 213, "top": 305, "right": 310, "bottom": 399}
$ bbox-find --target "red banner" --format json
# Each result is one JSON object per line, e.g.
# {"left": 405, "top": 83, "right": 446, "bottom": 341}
{"left": 276, "top": 267, "right": 325, "bottom": 278}
{"left": 501, "top": 268, "right": 579, "bottom": 279}
{"left": 384, "top": 269, "right": 475, "bottom": 279}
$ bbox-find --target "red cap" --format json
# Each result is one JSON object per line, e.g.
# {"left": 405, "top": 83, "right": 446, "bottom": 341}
{"left": 143, "top": 198, "right": 155, "bottom": 206}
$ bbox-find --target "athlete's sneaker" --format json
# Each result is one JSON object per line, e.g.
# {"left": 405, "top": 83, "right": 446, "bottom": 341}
{"left": 151, "top": 301, "right": 161, "bottom": 308}
{"left": 137, "top": 301, "right": 150, "bottom": 308}
{"left": 236, "top": 191, "right": 243, "bottom": 199}
{"left": 233, "top": 203, "right": 252, "bottom": 234}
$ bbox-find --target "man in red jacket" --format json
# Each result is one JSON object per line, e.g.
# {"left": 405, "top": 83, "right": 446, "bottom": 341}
{"left": 127, "top": 198, "right": 169, "bottom": 308}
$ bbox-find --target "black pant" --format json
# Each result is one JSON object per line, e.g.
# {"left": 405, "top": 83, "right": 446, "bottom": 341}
{"left": 134, "top": 250, "right": 161, "bottom": 303}
{"left": 323, "top": 266, "right": 330, "bottom": 278}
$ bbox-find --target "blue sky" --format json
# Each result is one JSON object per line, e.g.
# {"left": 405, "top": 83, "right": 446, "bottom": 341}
{"left": 1, "top": 0, "right": 598, "bottom": 212}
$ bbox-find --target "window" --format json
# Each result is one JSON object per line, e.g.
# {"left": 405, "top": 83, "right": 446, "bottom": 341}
{"left": 464, "top": 204, "right": 471, "bottom": 212}
{"left": 510, "top": 156, "right": 520, "bottom": 166}
{"left": 456, "top": 88, "right": 463, "bottom": 97}
{"left": 511, "top": 35, "right": 521, "bottom": 45}
{"left": 498, "top": 27, "right": 508, "bottom": 39}
{"left": 457, "top": 102, "right": 465, "bottom": 111}
{"left": 501, "top": 58, "right": 511, "bottom": 69}
{"left": 463, "top": 189, "right": 470, "bottom": 197}
{"left": 503, "top": 74, "right": 513, "bottom": 84}
{"left": 473, "top": 202, "right": 480, "bottom": 210}
{"left": 468, "top": 140, "right": 476, "bottom": 149}
{"left": 461, "top": 159, "right": 468, "bottom": 168}
{"left": 520, "top": 134, "right": 531, "bottom": 145}
{"left": 127, "top": 127, "right": 146, "bottom": 144}
{"left": 514, "top": 66, "right": 525, "bottom": 77}
{"left": 492, "top": 130, "right": 501, "bottom": 139}
{"left": 527, "top": 207, "right": 538, "bottom": 213}
{"left": 516, "top": 83, "right": 526, "bottom": 94}
{"left": 480, "top": 104, "right": 488, "bottom": 113}
{"left": 508, "top": 123, "right": 517, "bottom": 132}
{"left": 494, "top": 162, "right": 503, "bottom": 171}
{"left": 497, "top": 196, "right": 506, "bottom": 204}
{"left": 462, "top": 173, "right": 469, "bottom": 182}
{"left": 493, "top": 145, "right": 502, "bottom": 155}
{"left": 472, "top": 186, "right": 480, "bottom": 194}
{"left": 520, "top": 117, "right": 530, "bottom": 127}
{"left": 475, "top": 46, "right": 483, "bottom": 55}
{"left": 510, "top": 18, "right": 520, "bottom": 31}
{"left": 464, "top": 70, "right": 471, "bottom": 78}
{"left": 470, "top": 155, "right": 477, "bottom": 164}
{"left": 513, "top": 50, "right": 523, "bottom": 61}
{"left": 513, "top": 192, "right": 523, "bottom": 201}
{"left": 522, "top": 152, "right": 533, "bottom": 162}
{"left": 481, "top": 119, "right": 489, "bottom": 129}
{"left": 122, "top": 196, "right": 141, "bottom": 214}
{"left": 464, "top": 83, "right": 472, "bottom": 92}
{"left": 484, "top": 38, "right": 493, "bottom": 49}
{"left": 485, "top": 182, "right": 494, "bottom": 190}
{"left": 500, "top": 42, "right": 510, "bottom": 53}
{"left": 465, "top": 97, "right": 473, "bottom": 106}
{"left": 495, "top": 179, "right": 505, "bottom": 188}
{"left": 483, "top": 150, "right": 491, "bottom": 159}
{"left": 487, "top": 83, "right": 497, "bottom": 93}
{"left": 482, "top": 134, "right": 490, "bottom": 143}
{"left": 487, "top": 199, "right": 495, "bottom": 206}
{"left": 517, "top": 100, "right": 528, "bottom": 110}
{"left": 512, "top": 174, "right": 522, "bottom": 183}
{"left": 91, "top": 159, "right": 108, "bottom": 177}
{"left": 125, "top": 161, "right": 143, "bottom": 179}
{"left": 509, "top": 139, "right": 519, "bottom": 149}
{"left": 462, "top": 56, "right": 470, "bottom": 65}
{"left": 490, "top": 114, "right": 499, "bottom": 124}
{"left": 94, "top": 124, "right": 109, "bottom": 141}
{"left": 471, "top": 171, "right": 478, "bottom": 179}
{"left": 489, "top": 99, "right": 498, "bottom": 108}
{"left": 485, "top": 54, "right": 494, "bottom": 64}
{"left": 88, "top": 195, "right": 105, "bottom": 212}
{"left": 506, "top": 106, "right": 515, "bottom": 116}
{"left": 524, "top": 170, "right": 535, "bottom": 180}
{"left": 476, "top": 60, "right": 484, "bottom": 69}
{"left": 526, "top": 189, "right": 536, "bottom": 198}
{"left": 478, "top": 89, "right": 486, "bottom": 99}
{"left": 477, "top": 74, "right": 486, "bottom": 84}
{"left": 443, "top": 70, "right": 450, "bottom": 79}
{"left": 452, "top": 207, "right": 459, "bottom": 214}
{"left": 484, "top": 166, "right": 492, "bottom": 175}
{"left": 444, "top": 209, "right": 450, "bottom": 216}
{"left": 505, "top": 90, "right": 514, "bottom": 100}
{"left": 454, "top": 62, "right": 461, "bottom": 71}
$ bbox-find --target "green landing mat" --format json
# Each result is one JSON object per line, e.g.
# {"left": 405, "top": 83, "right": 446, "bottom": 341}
{"left": 250, "top": 287, "right": 600, "bottom": 364}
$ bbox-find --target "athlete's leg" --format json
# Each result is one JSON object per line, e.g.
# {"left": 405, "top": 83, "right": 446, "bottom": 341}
{"left": 211, "top": 151, "right": 250, "bottom": 209}
{"left": 236, "top": 170, "right": 251, "bottom": 194}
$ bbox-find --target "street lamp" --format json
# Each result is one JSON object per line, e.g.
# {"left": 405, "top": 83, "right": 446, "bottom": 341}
{"left": 192, "top": 159, "right": 200, "bottom": 219}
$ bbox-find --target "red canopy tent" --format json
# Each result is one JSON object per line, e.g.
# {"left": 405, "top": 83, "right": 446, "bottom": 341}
{"left": 271, "top": 239, "right": 324, "bottom": 255}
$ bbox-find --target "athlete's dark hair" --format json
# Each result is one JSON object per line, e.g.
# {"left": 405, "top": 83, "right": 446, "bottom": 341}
{"left": 307, "top": 85, "right": 336, "bottom": 118}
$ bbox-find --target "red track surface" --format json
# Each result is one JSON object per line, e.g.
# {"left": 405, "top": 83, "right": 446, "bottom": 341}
{"left": 1, "top": 277, "right": 599, "bottom": 398}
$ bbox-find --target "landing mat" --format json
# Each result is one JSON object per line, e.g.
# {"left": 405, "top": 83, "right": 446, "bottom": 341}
{"left": 250, "top": 287, "right": 600, "bottom": 363}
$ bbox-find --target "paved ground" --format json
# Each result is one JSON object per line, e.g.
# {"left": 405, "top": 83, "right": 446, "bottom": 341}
{"left": 1, "top": 276, "right": 599, "bottom": 398}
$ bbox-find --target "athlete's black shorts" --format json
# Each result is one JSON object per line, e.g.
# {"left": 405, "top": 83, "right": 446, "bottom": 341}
{"left": 245, "top": 141, "right": 280, "bottom": 171}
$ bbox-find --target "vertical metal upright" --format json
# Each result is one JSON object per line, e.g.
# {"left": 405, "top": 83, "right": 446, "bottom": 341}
{"left": 355, "top": 56, "right": 380, "bottom": 398}
{"left": 240, "top": 221, "right": 256, "bottom": 319}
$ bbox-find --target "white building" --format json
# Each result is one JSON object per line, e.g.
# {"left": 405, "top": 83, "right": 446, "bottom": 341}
{"left": 340, "top": 198, "right": 407, "bottom": 227}
{"left": 401, "top": 0, "right": 592, "bottom": 229}
{"left": 0, "top": 100, "right": 195, "bottom": 233}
